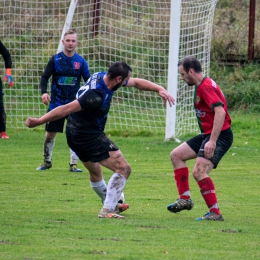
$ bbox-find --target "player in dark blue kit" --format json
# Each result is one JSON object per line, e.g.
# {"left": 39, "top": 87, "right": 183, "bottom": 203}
{"left": 36, "top": 30, "right": 91, "bottom": 172}
{"left": 26, "top": 62, "right": 175, "bottom": 219}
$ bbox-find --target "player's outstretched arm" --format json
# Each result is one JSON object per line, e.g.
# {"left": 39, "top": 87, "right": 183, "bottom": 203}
{"left": 127, "top": 78, "right": 175, "bottom": 106}
{"left": 26, "top": 100, "right": 81, "bottom": 128}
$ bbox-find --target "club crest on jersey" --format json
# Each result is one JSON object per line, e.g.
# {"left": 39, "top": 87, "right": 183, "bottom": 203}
{"left": 74, "top": 62, "right": 80, "bottom": 69}
{"left": 196, "top": 96, "right": 200, "bottom": 104}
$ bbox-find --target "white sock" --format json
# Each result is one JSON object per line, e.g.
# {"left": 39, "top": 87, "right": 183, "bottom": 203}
{"left": 103, "top": 173, "right": 126, "bottom": 211}
{"left": 70, "top": 148, "right": 79, "bottom": 165}
{"left": 118, "top": 191, "right": 125, "bottom": 203}
{"left": 181, "top": 191, "right": 191, "bottom": 197}
{"left": 90, "top": 179, "right": 107, "bottom": 203}
{"left": 210, "top": 203, "right": 219, "bottom": 210}
{"left": 43, "top": 137, "right": 55, "bottom": 162}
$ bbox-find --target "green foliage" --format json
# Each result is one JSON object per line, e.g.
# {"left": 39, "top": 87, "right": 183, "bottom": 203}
{"left": 1, "top": 112, "right": 260, "bottom": 259}
{"left": 210, "top": 62, "right": 260, "bottom": 112}
{"left": 212, "top": 0, "right": 260, "bottom": 60}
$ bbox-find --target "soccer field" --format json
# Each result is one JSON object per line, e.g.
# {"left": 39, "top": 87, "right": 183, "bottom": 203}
{"left": 1, "top": 112, "right": 260, "bottom": 259}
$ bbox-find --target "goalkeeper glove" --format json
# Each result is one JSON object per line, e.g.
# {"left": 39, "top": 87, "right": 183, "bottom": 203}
{"left": 3, "top": 68, "right": 14, "bottom": 87}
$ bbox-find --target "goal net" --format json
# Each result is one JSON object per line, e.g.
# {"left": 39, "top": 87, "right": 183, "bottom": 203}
{"left": 0, "top": 0, "right": 218, "bottom": 138}
{"left": 168, "top": 0, "right": 219, "bottom": 139}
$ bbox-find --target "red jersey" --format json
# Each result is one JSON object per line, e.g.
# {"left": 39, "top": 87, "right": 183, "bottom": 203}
{"left": 194, "top": 77, "right": 231, "bottom": 135}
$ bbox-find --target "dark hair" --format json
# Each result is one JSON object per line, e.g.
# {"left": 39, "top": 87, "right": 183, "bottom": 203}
{"left": 107, "top": 62, "right": 132, "bottom": 81}
{"left": 177, "top": 56, "right": 202, "bottom": 73}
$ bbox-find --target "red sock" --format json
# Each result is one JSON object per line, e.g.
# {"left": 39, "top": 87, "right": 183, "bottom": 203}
{"left": 198, "top": 177, "right": 220, "bottom": 215}
{"left": 174, "top": 167, "right": 190, "bottom": 199}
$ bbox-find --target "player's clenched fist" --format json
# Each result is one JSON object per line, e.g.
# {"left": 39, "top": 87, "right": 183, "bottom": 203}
{"left": 26, "top": 117, "right": 41, "bottom": 128}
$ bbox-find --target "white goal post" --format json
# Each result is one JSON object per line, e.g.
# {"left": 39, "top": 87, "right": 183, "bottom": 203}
{"left": 166, "top": 0, "right": 219, "bottom": 140}
{"left": 0, "top": 0, "right": 218, "bottom": 139}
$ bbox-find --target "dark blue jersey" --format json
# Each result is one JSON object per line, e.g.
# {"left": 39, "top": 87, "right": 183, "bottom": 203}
{"left": 67, "top": 72, "right": 114, "bottom": 134}
{"left": 40, "top": 52, "right": 90, "bottom": 109}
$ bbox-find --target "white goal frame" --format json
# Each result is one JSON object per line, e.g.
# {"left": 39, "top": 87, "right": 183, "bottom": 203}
{"left": 0, "top": 0, "right": 218, "bottom": 139}
{"left": 166, "top": 0, "right": 219, "bottom": 140}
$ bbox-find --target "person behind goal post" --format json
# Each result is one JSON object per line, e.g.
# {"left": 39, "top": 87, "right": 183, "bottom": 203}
{"left": 0, "top": 40, "right": 14, "bottom": 139}
{"left": 36, "top": 29, "right": 91, "bottom": 172}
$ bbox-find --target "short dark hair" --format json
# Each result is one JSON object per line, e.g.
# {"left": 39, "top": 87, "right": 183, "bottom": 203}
{"left": 107, "top": 62, "right": 132, "bottom": 81}
{"left": 178, "top": 56, "right": 202, "bottom": 73}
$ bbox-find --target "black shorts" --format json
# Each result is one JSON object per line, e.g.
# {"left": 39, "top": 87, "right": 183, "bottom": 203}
{"left": 186, "top": 128, "right": 233, "bottom": 168}
{"left": 66, "top": 127, "right": 119, "bottom": 162}
{"left": 45, "top": 108, "right": 67, "bottom": 133}
{"left": 45, "top": 117, "right": 66, "bottom": 133}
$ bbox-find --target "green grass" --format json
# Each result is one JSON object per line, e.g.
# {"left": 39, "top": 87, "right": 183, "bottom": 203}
{"left": 1, "top": 111, "right": 260, "bottom": 259}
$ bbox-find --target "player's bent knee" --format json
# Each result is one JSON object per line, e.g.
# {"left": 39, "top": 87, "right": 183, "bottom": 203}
{"left": 170, "top": 149, "right": 180, "bottom": 164}
{"left": 192, "top": 164, "right": 210, "bottom": 181}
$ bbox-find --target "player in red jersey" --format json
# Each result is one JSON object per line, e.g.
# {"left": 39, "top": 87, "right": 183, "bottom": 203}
{"left": 167, "top": 56, "right": 233, "bottom": 221}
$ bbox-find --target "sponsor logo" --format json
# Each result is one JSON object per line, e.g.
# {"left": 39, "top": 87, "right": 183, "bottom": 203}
{"left": 195, "top": 109, "right": 206, "bottom": 117}
{"left": 202, "top": 190, "right": 216, "bottom": 195}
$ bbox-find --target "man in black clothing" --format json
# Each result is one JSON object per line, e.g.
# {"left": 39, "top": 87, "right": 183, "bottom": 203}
{"left": 0, "top": 41, "right": 14, "bottom": 139}
{"left": 26, "top": 62, "right": 175, "bottom": 219}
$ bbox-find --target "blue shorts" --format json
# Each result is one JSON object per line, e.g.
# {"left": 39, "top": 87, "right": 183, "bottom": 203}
{"left": 186, "top": 128, "right": 233, "bottom": 168}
